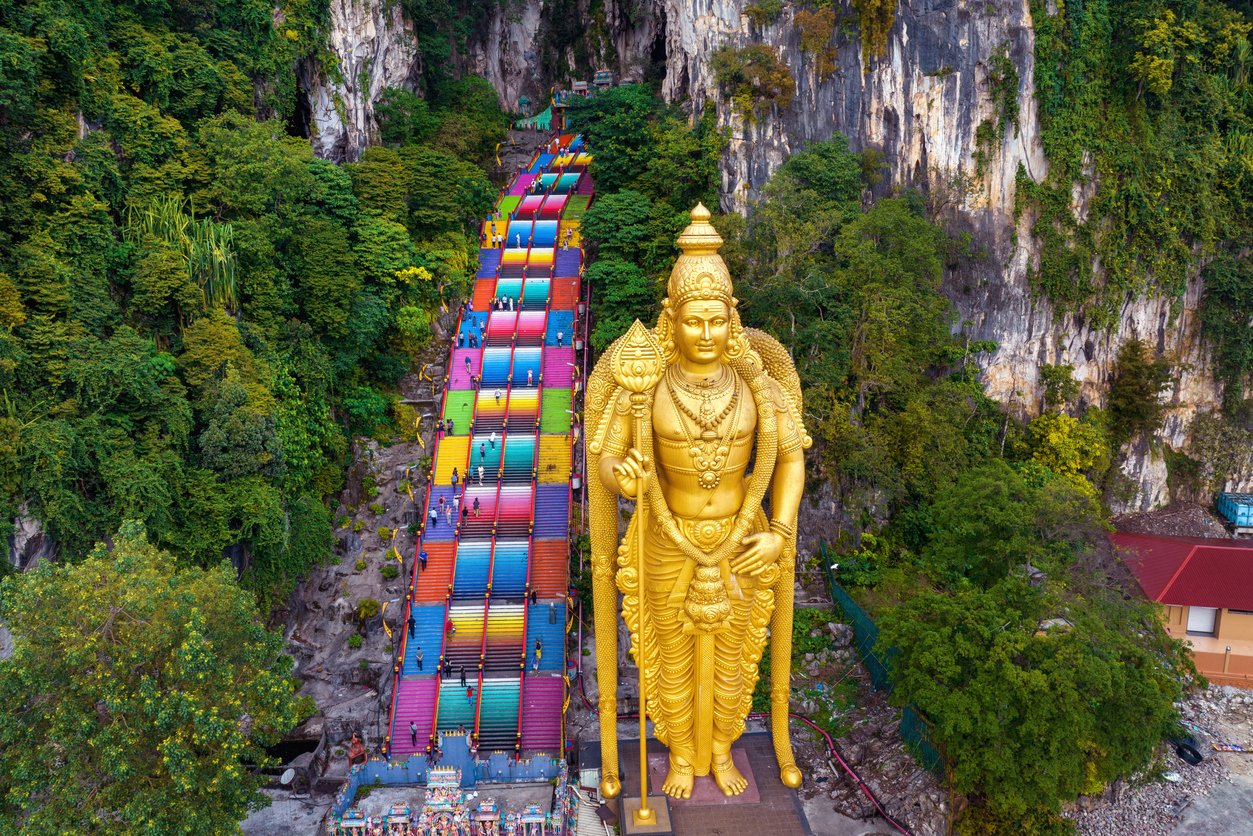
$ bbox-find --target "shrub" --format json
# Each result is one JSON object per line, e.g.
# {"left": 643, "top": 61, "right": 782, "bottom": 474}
{"left": 357, "top": 598, "right": 381, "bottom": 620}
{"left": 744, "top": 0, "right": 783, "bottom": 27}
{"left": 347, "top": 633, "right": 363, "bottom": 649}
{"left": 710, "top": 44, "right": 795, "bottom": 122}
{"left": 369, "top": 502, "right": 385, "bottom": 516}
{"left": 1108, "top": 339, "right": 1171, "bottom": 445}
{"left": 386, "top": 547, "right": 402, "bottom": 561}
{"left": 354, "top": 559, "right": 367, "bottom": 572}
{"left": 377, "top": 526, "right": 392, "bottom": 540}
{"left": 381, "top": 564, "right": 399, "bottom": 580}
{"left": 393, "top": 402, "right": 418, "bottom": 438}
{"left": 796, "top": 8, "right": 838, "bottom": 80}
{"left": 352, "top": 520, "right": 365, "bottom": 533}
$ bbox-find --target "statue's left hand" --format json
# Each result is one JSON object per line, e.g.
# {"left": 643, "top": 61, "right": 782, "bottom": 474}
{"left": 730, "top": 532, "right": 783, "bottom": 577}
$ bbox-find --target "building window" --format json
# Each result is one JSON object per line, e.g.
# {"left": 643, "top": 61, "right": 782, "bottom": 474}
{"left": 1228, "top": 609, "right": 1253, "bottom": 616}
{"left": 1186, "top": 606, "right": 1218, "bottom": 636}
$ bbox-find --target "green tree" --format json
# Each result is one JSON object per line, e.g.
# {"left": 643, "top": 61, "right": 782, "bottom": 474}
{"left": 1108, "top": 339, "right": 1171, "bottom": 444}
{"left": 565, "top": 84, "right": 657, "bottom": 194}
{"left": 586, "top": 258, "right": 663, "bottom": 351}
{"left": 878, "top": 579, "right": 1191, "bottom": 827}
{"left": 198, "top": 369, "right": 282, "bottom": 481}
{"left": 0, "top": 521, "right": 311, "bottom": 833}
{"left": 1199, "top": 255, "right": 1253, "bottom": 410}
{"left": 921, "top": 460, "right": 1102, "bottom": 588}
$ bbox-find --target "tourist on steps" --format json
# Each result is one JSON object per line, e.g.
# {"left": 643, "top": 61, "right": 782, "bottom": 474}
{"left": 407, "top": 613, "right": 416, "bottom": 639}
{"left": 410, "top": 720, "right": 418, "bottom": 748}
{"left": 415, "top": 646, "right": 423, "bottom": 671}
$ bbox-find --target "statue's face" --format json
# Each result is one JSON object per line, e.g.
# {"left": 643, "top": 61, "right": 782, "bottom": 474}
{"left": 674, "top": 298, "right": 730, "bottom": 365}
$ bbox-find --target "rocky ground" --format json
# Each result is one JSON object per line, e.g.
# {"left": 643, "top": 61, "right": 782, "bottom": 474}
{"left": 1113, "top": 501, "right": 1231, "bottom": 538}
{"left": 788, "top": 620, "right": 948, "bottom": 836}
{"left": 1064, "top": 686, "right": 1253, "bottom": 835}
{"left": 278, "top": 323, "right": 453, "bottom": 776}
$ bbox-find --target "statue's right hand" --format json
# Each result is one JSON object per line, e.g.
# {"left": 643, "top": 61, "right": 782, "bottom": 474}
{"left": 611, "top": 449, "right": 647, "bottom": 499}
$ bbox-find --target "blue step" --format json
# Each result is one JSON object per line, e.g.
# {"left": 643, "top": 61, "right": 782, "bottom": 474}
{"left": 476, "top": 249, "right": 501, "bottom": 278}
{"left": 511, "top": 348, "right": 542, "bottom": 384}
{"left": 525, "top": 603, "right": 565, "bottom": 671}
{"left": 453, "top": 541, "right": 491, "bottom": 599}
{"left": 403, "top": 605, "right": 448, "bottom": 676}
{"left": 490, "top": 540, "right": 529, "bottom": 598}
{"left": 545, "top": 312, "right": 574, "bottom": 346}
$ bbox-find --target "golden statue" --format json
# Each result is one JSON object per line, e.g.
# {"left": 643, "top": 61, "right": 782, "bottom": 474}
{"left": 586, "top": 204, "right": 811, "bottom": 803}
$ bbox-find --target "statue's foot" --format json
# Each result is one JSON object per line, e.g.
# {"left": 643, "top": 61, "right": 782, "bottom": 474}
{"left": 779, "top": 762, "right": 802, "bottom": 789}
{"left": 711, "top": 754, "right": 749, "bottom": 796}
{"left": 661, "top": 755, "right": 695, "bottom": 800}
{"left": 599, "top": 772, "right": 621, "bottom": 799}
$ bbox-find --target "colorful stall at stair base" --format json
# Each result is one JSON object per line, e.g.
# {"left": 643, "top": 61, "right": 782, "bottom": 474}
{"left": 328, "top": 761, "right": 577, "bottom": 834}
{"left": 386, "top": 134, "right": 588, "bottom": 765}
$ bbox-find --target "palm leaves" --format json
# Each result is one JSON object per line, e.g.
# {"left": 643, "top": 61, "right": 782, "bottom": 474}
{"left": 125, "top": 197, "right": 238, "bottom": 312}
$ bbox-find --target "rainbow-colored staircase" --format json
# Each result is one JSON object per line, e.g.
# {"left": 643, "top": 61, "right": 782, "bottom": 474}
{"left": 386, "top": 135, "right": 589, "bottom": 761}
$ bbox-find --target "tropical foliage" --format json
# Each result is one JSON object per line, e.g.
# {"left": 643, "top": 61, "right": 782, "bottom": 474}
{"left": 0, "top": 1, "right": 503, "bottom": 610}
{"left": 0, "top": 521, "right": 313, "bottom": 832}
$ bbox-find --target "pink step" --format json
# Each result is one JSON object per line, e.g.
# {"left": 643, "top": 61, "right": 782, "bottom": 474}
{"left": 519, "top": 677, "right": 564, "bottom": 751}
{"left": 542, "top": 348, "right": 575, "bottom": 386}
{"left": 450, "top": 349, "right": 482, "bottom": 387}
{"left": 390, "top": 678, "right": 439, "bottom": 759}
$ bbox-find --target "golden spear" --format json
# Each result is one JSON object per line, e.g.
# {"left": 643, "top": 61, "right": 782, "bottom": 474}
{"left": 611, "top": 320, "right": 666, "bottom": 826}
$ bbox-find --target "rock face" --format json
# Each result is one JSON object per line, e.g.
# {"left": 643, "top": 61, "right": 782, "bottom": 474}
{"left": 303, "top": 0, "right": 422, "bottom": 161}
{"left": 7, "top": 505, "right": 56, "bottom": 571}
{"left": 313, "top": 0, "right": 1245, "bottom": 508}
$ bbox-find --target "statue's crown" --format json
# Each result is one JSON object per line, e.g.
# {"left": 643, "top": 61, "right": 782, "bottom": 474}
{"left": 667, "top": 203, "right": 733, "bottom": 308}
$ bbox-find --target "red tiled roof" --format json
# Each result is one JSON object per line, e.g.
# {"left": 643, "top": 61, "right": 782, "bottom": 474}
{"left": 1110, "top": 532, "right": 1253, "bottom": 610}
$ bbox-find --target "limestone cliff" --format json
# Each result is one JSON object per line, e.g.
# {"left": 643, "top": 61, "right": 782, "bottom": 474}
{"left": 312, "top": 0, "right": 1247, "bottom": 508}
{"left": 302, "top": 0, "right": 423, "bottom": 161}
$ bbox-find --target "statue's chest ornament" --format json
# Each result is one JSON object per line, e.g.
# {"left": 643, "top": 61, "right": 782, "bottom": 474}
{"left": 666, "top": 367, "right": 742, "bottom": 490}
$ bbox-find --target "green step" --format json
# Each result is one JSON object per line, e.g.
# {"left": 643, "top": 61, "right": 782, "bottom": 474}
{"left": 443, "top": 391, "right": 475, "bottom": 430}
{"left": 436, "top": 687, "right": 476, "bottom": 730}
{"left": 562, "top": 195, "right": 591, "bottom": 220}
{"left": 540, "top": 389, "right": 572, "bottom": 433}
{"left": 499, "top": 196, "right": 520, "bottom": 216}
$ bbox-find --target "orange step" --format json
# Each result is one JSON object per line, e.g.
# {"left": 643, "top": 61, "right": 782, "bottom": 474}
{"left": 473, "top": 278, "right": 497, "bottom": 309}
{"left": 530, "top": 540, "right": 568, "bottom": 599}
{"left": 415, "top": 543, "right": 456, "bottom": 601}
{"left": 552, "top": 278, "right": 579, "bottom": 309}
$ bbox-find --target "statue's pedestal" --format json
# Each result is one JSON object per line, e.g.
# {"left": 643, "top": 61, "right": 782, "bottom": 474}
{"left": 604, "top": 733, "right": 813, "bottom": 835}
{"left": 620, "top": 796, "right": 674, "bottom": 835}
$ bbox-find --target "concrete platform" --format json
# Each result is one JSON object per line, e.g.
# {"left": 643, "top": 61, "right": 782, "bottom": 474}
{"left": 611, "top": 732, "right": 813, "bottom": 835}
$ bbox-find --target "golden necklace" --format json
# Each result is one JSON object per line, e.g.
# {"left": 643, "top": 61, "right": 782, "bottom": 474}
{"left": 667, "top": 366, "right": 736, "bottom": 437}
{"left": 666, "top": 367, "right": 741, "bottom": 490}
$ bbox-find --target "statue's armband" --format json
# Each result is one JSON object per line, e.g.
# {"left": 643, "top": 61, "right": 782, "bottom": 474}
{"left": 771, "top": 381, "right": 804, "bottom": 456}
{"left": 599, "top": 391, "right": 633, "bottom": 458}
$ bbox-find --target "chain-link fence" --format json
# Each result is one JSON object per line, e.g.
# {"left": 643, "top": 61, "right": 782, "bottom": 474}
{"left": 819, "top": 542, "right": 943, "bottom": 775}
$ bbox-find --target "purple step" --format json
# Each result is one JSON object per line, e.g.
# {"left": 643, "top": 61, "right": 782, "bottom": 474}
{"left": 389, "top": 678, "right": 439, "bottom": 759}
{"left": 553, "top": 249, "right": 581, "bottom": 278}
{"left": 519, "top": 677, "right": 564, "bottom": 751}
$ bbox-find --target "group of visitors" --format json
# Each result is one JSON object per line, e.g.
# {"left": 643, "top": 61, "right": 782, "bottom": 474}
{"left": 456, "top": 325, "right": 482, "bottom": 348}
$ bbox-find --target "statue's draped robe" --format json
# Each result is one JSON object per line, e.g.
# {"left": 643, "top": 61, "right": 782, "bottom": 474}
{"left": 597, "top": 366, "right": 804, "bottom": 774}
